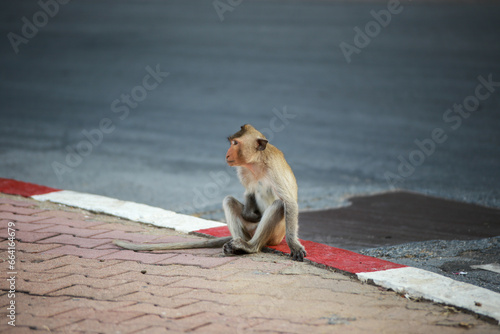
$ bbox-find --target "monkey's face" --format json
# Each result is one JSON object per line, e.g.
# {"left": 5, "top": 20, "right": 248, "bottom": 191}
{"left": 226, "top": 139, "right": 245, "bottom": 166}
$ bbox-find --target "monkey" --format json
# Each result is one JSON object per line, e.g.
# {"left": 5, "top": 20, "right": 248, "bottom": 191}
{"left": 222, "top": 124, "right": 306, "bottom": 261}
{"left": 113, "top": 124, "right": 306, "bottom": 261}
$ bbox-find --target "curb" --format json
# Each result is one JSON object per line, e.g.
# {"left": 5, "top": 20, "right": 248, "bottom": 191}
{"left": 1, "top": 178, "right": 499, "bottom": 324}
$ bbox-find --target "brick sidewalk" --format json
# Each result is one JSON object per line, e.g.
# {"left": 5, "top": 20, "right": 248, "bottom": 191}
{"left": 1, "top": 194, "right": 498, "bottom": 333}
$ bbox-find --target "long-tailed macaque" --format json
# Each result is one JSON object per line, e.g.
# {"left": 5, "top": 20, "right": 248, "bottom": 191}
{"left": 114, "top": 124, "right": 306, "bottom": 261}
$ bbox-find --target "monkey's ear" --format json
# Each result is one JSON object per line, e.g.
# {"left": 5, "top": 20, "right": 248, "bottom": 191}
{"left": 256, "top": 138, "right": 268, "bottom": 151}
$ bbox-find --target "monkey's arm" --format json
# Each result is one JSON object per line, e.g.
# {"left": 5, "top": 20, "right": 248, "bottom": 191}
{"left": 113, "top": 236, "right": 232, "bottom": 251}
{"left": 271, "top": 167, "right": 306, "bottom": 261}
{"left": 241, "top": 193, "right": 262, "bottom": 223}
{"left": 284, "top": 201, "right": 306, "bottom": 261}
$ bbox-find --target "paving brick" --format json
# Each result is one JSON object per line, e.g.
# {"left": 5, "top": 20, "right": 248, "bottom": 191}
{"left": 42, "top": 244, "right": 120, "bottom": 259}
{"left": 1, "top": 234, "right": 10, "bottom": 245}
{"left": 103, "top": 262, "right": 174, "bottom": 277}
{"left": 9, "top": 241, "right": 62, "bottom": 253}
{"left": 34, "top": 210, "right": 89, "bottom": 220}
{"left": 168, "top": 277, "right": 249, "bottom": 293}
{"left": 50, "top": 262, "right": 134, "bottom": 278}
{"left": 0, "top": 203, "right": 46, "bottom": 215}
{"left": 53, "top": 298, "right": 136, "bottom": 313}
{"left": 17, "top": 279, "right": 74, "bottom": 295}
{"left": 222, "top": 257, "right": 292, "bottom": 274}
{"left": 21, "top": 295, "right": 133, "bottom": 317}
{"left": 251, "top": 319, "right": 328, "bottom": 333}
{"left": 116, "top": 284, "right": 192, "bottom": 298}
{"left": 91, "top": 230, "right": 160, "bottom": 243}
{"left": 117, "top": 303, "right": 190, "bottom": 318}
{"left": 166, "top": 311, "right": 223, "bottom": 331}
{"left": 130, "top": 315, "right": 228, "bottom": 334}
{"left": 0, "top": 211, "right": 51, "bottom": 223}
{"left": 47, "top": 284, "right": 113, "bottom": 299}
{"left": 16, "top": 230, "right": 60, "bottom": 242}
{"left": 98, "top": 249, "right": 178, "bottom": 264}
{"left": 35, "top": 216, "right": 104, "bottom": 228}
{"left": 189, "top": 321, "right": 237, "bottom": 334}
{"left": 15, "top": 221, "right": 56, "bottom": 232}
{"left": 26, "top": 254, "right": 121, "bottom": 269}
{"left": 88, "top": 222, "right": 145, "bottom": 232}
{"left": 73, "top": 257, "right": 124, "bottom": 269}
{"left": 18, "top": 254, "right": 80, "bottom": 272}
{"left": 0, "top": 324, "right": 34, "bottom": 334}
{"left": 121, "top": 314, "right": 183, "bottom": 331}
{"left": 116, "top": 292, "right": 196, "bottom": 308}
{"left": 12, "top": 292, "right": 52, "bottom": 310}
{"left": 174, "top": 290, "right": 261, "bottom": 311}
{"left": 85, "top": 260, "right": 158, "bottom": 277}
{"left": 168, "top": 301, "right": 234, "bottom": 320}
{"left": 49, "top": 274, "right": 130, "bottom": 289}
{"left": 16, "top": 312, "right": 79, "bottom": 331}
{"left": 0, "top": 197, "right": 36, "bottom": 207}
{"left": 93, "top": 242, "right": 124, "bottom": 250}
{"left": 17, "top": 271, "right": 69, "bottom": 283}
{"left": 157, "top": 254, "right": 236, "bottom": 269}
{"left": 133, "top": 326, "right": 182, "bottom": 334}
{"left": 15, "top": 250, "right": 64, "bottom": 262}
{"left": 55, "top": 319, "right": 147, "bottom": 333}
{"left": 38, "top": 234, "right": 113, "bottom": 248}
{"left": 0, "top": 251, "right": 66, "bottom": 277}
{"left": 108, "top": 271, "right": 185, "bottom": 286}
{"left": 140, "top": 263, "right": 240, "bottom": 280}
{"left": 37, "top": 224, "right": 111, "bottom": 237}
{"left": 57, "top": 307, "right": 143, "bottom": 323}
{"left": 49, "top": 282, "right": 154, "bottom": 300}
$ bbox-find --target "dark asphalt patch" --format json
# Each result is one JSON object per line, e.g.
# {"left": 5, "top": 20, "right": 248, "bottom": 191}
{"left": 299, "top": 191, "right": 500, "bottom": 251}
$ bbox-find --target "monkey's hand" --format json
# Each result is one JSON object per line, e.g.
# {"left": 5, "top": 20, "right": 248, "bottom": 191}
{"left": 289, "top": 243, "right": 307, "bottom": 262}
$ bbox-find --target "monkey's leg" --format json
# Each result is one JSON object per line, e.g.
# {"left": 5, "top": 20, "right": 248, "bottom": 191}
{"left": 224, "top": 199, "right": 285, "bottom": 255}
{"left": 223, "top": 196, "right": 259, "bottom": 241}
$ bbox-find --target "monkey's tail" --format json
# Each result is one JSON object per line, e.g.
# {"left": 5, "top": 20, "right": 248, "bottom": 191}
{"left": 113, "top": 236, "right": 232, "bottom": 251}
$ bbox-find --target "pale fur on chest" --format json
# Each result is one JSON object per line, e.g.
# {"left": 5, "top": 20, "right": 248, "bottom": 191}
{"left": 237, "top": 167, "right": 278, "bottom": 212}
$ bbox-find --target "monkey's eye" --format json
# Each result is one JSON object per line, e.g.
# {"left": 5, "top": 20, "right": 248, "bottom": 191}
{"left": 232, "top": 140, "right": 238, "bottom": 146}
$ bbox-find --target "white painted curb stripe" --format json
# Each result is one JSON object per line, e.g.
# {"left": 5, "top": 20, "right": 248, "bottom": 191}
{"left": 357, "top": 267, "right": 500, "bottom": 324}
{"left": 32, "top": 190, "right": 225, "bottom": 233}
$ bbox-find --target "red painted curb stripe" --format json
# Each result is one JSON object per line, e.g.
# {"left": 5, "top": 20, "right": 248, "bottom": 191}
{"left": 196, "top": 226, "right": 407, "bottom": 274}
{"left": 196, "top": 226, "right": 231, "bottom": 237}
{"left": 0, "top": 178, "right": 406, "bottom": 274}
{"left": 0, "top": 178, "right": 61, "bottom": 197}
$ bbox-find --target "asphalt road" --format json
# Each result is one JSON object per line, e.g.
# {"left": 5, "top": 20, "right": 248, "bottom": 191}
{"left": 1, "top": 0, "right": 499, "bottom": 215}
{"left": 1, "top": 0, "right": 499, "bottom": 293}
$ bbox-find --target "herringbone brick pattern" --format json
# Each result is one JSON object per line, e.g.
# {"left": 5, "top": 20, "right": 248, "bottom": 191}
{"left": 0, "top": 195, "right": 498, "bottom": 333}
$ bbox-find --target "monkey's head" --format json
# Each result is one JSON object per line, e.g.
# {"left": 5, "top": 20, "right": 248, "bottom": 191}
{"left": 226, "top": 124, "right": 268, "bottom": 167}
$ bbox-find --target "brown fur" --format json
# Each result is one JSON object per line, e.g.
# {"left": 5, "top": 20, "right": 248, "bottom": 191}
{"left": 223, "top": 124, "right": 306, "bottom": 261}
{"left": 113, "top": 124, "right": 306, "bottom": 261}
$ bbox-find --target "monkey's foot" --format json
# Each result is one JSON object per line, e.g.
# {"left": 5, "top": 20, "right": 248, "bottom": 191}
{"left": 223, "top": 239, "right": 250, "bottom": 256}
{"left": 290, "top": 245, "right": 307, "bottom": 262}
